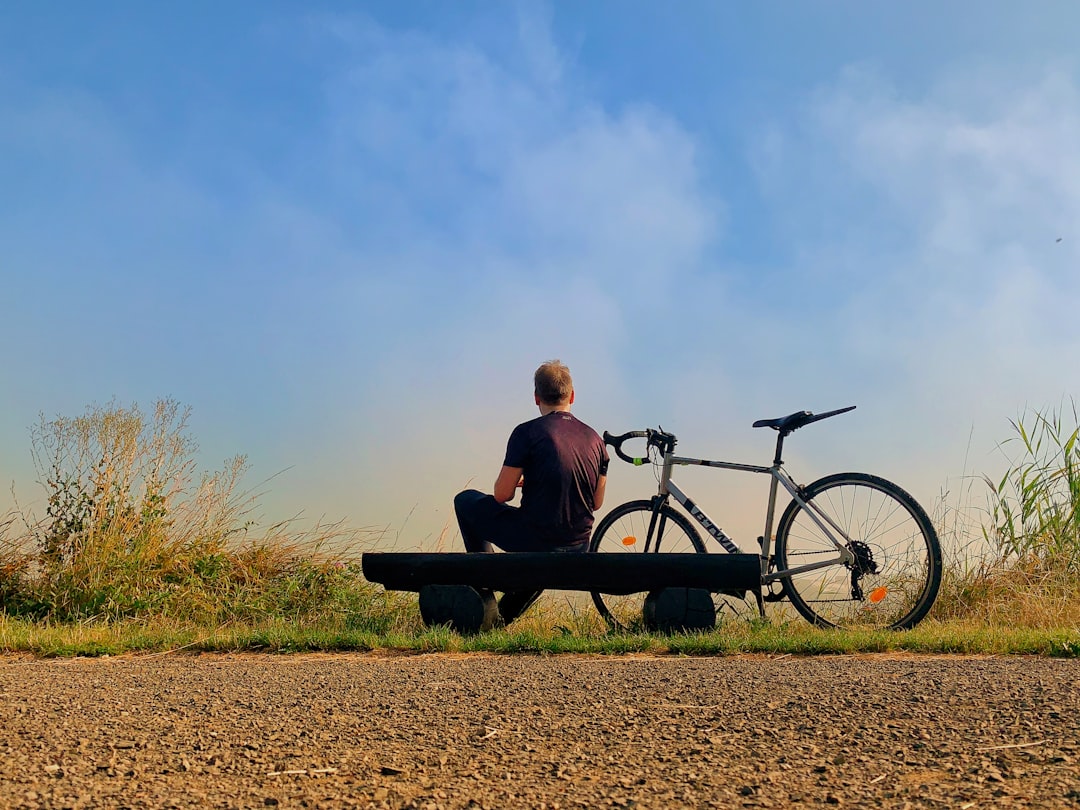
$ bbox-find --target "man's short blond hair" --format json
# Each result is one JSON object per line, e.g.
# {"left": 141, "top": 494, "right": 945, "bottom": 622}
{"left": 534, "top": 360, "right": 574, "bottom": 406}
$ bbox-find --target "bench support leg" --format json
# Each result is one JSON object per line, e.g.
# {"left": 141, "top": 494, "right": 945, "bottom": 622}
{"left": 418, "top": 585, "right": 499, "bottom": 634}
{"left": 642, "top": 588, "right": 716, "bottom": 633}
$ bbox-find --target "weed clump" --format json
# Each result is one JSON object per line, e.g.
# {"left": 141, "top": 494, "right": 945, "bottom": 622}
{"left": 0, "top": 399, "right": 405, "bottom": 628}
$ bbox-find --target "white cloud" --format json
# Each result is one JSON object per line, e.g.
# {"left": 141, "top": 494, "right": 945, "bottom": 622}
{"left": 748, "top": 66, "right": 1080, "bottom": 514}
{"left": 283, "top": 36, "right": 1080, "bottom": 548}
{"left": 255, "top": 15, "right": 722, "bottom": 545}
{"left": 9, "top": 10, "right": 1076, "bottom": 555}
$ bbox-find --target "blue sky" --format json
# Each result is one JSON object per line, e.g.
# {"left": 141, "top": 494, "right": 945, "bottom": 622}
{"left": 2, "top": 2, "right": 1079, "bottom": 549}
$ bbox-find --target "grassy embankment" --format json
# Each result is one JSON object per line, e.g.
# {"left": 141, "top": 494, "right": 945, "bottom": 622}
{"left": 2, "top": 399, "right": 1079, "bottom": 657}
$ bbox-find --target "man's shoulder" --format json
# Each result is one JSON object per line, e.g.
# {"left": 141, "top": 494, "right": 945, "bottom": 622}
{"left": 550, "top": 413, "right": 604, "bottom": 443}
{"left": 512, "top": 413, "right": 603, "bottom": 443}
{"left": 510, "top": 414, "right": 545, "bottom": 435}
{"left": 507, "top": 415, "right": 549, "bottom": 447}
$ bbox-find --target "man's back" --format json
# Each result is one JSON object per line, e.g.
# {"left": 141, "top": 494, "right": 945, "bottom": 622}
{"left": 506, "top": 411, "right": 607, "bottom": 544}
{"left": 455, "top": 359, "right": 608, "bottom": 559}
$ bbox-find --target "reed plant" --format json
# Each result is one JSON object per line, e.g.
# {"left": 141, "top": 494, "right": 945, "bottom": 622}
{"left": 932, "top": 402, "right": 1080, "bottom": 627}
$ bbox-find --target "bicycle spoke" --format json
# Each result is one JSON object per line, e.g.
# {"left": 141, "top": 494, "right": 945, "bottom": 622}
{"left": 590, "top": 501, "right": 704, "bottom": 631}
{"left": 775, "top": 474, "right": 941, "bottom": 629}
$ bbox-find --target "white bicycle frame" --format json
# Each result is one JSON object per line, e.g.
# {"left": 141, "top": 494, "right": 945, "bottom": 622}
{"left": 655, "top": 447, "right": 858, "bottom": 583}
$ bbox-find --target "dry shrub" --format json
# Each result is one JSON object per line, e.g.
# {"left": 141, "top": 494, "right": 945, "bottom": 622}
{"left": 2, "top": 399, "right": 389, "bottom": 625}
{"left": 0, "top": 512, "right": 37, "bottom": 615}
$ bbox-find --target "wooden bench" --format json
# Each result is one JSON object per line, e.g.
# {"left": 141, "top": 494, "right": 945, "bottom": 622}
{"left": 361, "top": 552, "right": 761, "bottom": 634}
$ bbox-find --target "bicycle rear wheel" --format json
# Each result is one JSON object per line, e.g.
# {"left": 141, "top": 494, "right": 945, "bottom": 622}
{"left": 773, "top": 473, "right": 941, "bottom": 630}
{"left": 589, "top": 500, "right": 705, "bottom": 630}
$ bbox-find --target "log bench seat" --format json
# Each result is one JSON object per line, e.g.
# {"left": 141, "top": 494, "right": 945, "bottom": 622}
{"left": 361, "top": 552, "right": 761, "bottom": 634}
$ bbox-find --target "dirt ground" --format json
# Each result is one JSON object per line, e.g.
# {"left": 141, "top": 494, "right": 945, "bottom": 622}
{"left": 2, "top": 652, "right": 1079, "bottom": 809}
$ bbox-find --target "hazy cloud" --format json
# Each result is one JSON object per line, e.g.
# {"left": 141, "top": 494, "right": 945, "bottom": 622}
{"left": 747, "top": 66, "right": 1080, "bottom": 493}
{"left": 5, "top": 10, "right": 1078, "bottom": 552}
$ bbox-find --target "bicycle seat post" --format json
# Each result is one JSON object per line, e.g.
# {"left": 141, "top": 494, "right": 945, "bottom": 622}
{"left": 772, "top": 431, "right": 788, "bottom": 467}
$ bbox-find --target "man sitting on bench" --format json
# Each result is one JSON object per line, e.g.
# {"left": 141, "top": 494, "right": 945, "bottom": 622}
{"left": 454, "top": 359, "right": 609, "bottom": 624}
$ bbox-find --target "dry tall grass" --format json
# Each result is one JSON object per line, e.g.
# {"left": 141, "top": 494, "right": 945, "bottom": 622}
{"left": 932, "top": 403, "right": 1080, "bottom": 628}
{"left": 5, "top": 399, "right": 1080, "bottom": 634}
{"left": 0, "top": 399, "right": 390, "bottom": 626}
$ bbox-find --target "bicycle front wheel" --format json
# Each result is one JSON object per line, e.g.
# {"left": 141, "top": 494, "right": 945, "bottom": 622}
{"left": 773, "top": 473, "right": 941, "bottom": 630}
{"left": 589, "top": 500, "right": 704, "bottom": 630}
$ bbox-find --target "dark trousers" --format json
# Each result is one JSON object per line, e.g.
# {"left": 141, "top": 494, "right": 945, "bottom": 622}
{"left": 453, "top": 489, "right": 589, "bottom": 553}
{"left": 453, "top": 489, "right": 587, "bottom": 621}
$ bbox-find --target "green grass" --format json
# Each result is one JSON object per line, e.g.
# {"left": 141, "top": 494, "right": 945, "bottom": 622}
{"left": 4, "top": 398, "right": 1080, "bottom": 660}
{"left": 3, "top": 611, "right": 1078, "bottom": 658}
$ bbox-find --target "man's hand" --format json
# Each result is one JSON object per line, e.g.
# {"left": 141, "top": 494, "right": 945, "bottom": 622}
{"left": 494, "top": 465, "right": 524, "bottom": 503}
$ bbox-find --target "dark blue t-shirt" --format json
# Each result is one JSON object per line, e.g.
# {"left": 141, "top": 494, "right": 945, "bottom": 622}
{"left": 503, "top": 411, "right": 609, "bottom": 545}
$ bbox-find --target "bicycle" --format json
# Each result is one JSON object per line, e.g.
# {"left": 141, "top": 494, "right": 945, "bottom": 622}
{"left": 591, "top": 406, "right": 942, "bottom": 631}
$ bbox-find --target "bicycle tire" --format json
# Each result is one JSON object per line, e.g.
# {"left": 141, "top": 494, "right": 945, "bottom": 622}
{"left": 589, "top": 500, "right": 705, "bottom": 630}
{"left": 773, "top": 473, "right": 942, "bottom": 630}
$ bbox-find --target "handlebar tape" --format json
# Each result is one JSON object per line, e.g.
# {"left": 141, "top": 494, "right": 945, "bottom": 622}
{"left": 604, "top": 429, "right": 655, "bottom": 466}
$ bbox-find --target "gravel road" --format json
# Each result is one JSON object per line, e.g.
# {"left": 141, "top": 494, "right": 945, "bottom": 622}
{"left": 2, "top": 653, "right": 1079, "bottom": 809}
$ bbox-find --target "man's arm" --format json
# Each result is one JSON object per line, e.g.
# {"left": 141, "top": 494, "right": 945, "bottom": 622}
{"left": 494, "top": 465, "right": 524, "bottom": 503}
{"left": 594, "top": 475, "right": 607, "bottom": 511}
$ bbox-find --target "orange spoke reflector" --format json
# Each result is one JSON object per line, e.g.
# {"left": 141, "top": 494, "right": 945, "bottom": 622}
{"left": 869, "top": 586, "right": 888, "bottom": 603}
{"left": 621, "top": 536, "right": 637, "bottom": 546}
